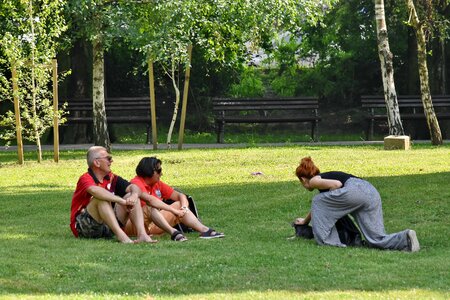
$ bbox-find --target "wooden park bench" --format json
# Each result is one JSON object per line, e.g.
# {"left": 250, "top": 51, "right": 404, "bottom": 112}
{"left": 212, "top": 97, "right": 320, "bottom": 143}
{"left": 361, "top": 95, "right": 450, "bottom": 140}
{"left": 61, "top": 97, "right": 154, "bottom": 143}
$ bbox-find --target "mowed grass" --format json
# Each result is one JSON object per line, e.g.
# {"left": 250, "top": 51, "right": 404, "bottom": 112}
{"left": 0, "top": 144, "right": 449, "bottom": 299}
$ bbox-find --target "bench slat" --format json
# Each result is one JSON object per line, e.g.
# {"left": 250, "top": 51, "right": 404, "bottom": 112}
{"left": 219, "top": 116, "right": 321, "bottom": 123}
{"left": 213, "top": 105, "right": 318, "bottom": 111}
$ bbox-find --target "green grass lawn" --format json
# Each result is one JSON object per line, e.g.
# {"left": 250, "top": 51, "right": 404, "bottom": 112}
{"left": 0, "top": 145, "right": 449, "bottom": 299}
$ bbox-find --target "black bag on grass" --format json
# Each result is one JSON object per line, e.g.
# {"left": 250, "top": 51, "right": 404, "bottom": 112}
{"left": 293, "top": 215, "right": 364, "bottom": 246}
{"left": 163, "top": 194, "right": 199, "bottom": 233}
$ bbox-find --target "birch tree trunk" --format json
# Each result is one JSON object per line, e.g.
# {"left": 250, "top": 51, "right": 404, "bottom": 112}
{"left": 166, "top": 60, "right": 181, "bottom": 149}
{"left": 406, "top": 0, "right": 442, "bottom": 145}
{"left": 375, "top": 0, "right": 405, "bottom": 136}
{"left": 28, "top": 0, "right": 43, "bottom": 162}
{"left": 92, "top": 38, "right": 111, "bottom": 151}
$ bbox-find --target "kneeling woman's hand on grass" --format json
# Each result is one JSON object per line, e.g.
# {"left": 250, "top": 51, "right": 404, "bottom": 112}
{"left": 294, "top": 218, "right": 307, "bottom": 225}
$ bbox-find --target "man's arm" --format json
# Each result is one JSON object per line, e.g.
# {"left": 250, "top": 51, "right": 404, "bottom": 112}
{"left": 86, "top": 185, "right": 130, "bottom": 206}
{"left": 124, "top": 183, "right": 142, "bottom": 203}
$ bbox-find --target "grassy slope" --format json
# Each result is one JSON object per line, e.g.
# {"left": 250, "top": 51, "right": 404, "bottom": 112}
{"left": 0, "top": 145, "right": 449, "bottom": 299}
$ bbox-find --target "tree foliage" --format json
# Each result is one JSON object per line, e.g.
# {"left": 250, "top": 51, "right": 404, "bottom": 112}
{"left": 65, "top": 0, "right": 136, "bottom": 150}
{"left": 65, "top": 0, "right": 131, "bottom": 49}
{"left": 125, "top": 0, "right": 338, "bottom": 145}
{"left": 0, "top": 0, "right": 67, "bottom": 161}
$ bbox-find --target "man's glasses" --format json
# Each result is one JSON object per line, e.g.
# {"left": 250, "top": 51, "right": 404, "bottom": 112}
{"left": 154, "top": 168, "right": 162, "bottom": 174}
{"left": 96, "top": 156, "right": 113, "bottom": 162}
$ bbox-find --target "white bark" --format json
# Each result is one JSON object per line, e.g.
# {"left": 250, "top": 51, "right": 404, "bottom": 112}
{"left": 375, "top": 0, "right": 405, "bottom": 136}
{"left": 92, "top": 38, "right": 111, "bottom": 151}
{"left": 166, "top": 61, "right": 181, "bottom": 149}
{"left": 28, "top": 0, "right": 42, "bottom": 162}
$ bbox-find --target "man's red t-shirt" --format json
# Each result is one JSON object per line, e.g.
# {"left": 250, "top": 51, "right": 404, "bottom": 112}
{"left": 70, "top": 169, "right": 129, "bottom": 237}
{"left": 130, "top": 176, "right": 174, "bottom": 207}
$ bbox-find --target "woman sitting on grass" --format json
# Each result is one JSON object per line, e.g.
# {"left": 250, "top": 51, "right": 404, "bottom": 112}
{"left": 294, "top": 156, "right": 420, "bottom": 252}
{"left": 124, "top": 157, "right": 224, "bottom": 241}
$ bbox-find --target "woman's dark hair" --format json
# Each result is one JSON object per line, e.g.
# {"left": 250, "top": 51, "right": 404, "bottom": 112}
{"left": 136, "top": 157, "right": 162, "bottom": 177}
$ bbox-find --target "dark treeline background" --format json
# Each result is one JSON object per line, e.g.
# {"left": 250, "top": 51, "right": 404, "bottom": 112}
{"left": 3, "top": 0, "right": 448, "bottom": 142}
{"left": 59, "top": 1, "right": 449, "bottom": 135}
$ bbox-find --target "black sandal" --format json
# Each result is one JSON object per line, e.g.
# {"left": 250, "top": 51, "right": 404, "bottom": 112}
{"left": 171, "top": 230, "right": 188, "bottom": 242}
{"left": 199, "top": 228, "right": 225, "bottom": 239}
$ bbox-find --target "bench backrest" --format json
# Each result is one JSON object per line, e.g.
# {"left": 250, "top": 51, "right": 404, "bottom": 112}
{"left": 361, "top": 95, "right": 450, "bottom": 108}
{"left": 212, "top": 97, "right": 319, "bottom": 112}
{"left": 63, "top": 97, "right": 151, "bottom": 110}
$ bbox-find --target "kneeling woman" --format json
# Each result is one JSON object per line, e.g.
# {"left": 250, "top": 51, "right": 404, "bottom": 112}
{"left": 294, "top": 157, "right": 419, "bottom": 252}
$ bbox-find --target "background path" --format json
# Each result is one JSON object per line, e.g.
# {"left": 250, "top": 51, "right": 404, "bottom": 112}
{"left": 2, "top": 140, "right": 447, "bottom": 152}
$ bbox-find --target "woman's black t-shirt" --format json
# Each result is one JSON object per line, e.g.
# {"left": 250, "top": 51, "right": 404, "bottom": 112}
{"left": 318, "top": 171, "right": 357, "bottom": 193}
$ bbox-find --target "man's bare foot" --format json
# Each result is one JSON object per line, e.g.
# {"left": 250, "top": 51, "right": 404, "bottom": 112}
{"left": 120, "top": 239, "right": 135, "bottom": 244}
{"left": 134, "top": 236, "right": 158, "bottom": 244}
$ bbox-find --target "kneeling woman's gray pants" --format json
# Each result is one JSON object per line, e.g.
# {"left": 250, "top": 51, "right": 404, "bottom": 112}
{"left": 311, "top": 177, "right": 410, "bottom": 250}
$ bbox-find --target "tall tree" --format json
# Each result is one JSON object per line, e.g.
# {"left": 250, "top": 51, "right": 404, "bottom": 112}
{"left": 405, "top": 0, "right": 443, "bottom": 145}
{"left": 0, "top": 0, "right": 67, "bottom": 162}
{"left": 66, "top": 0, "right": 131, "bottom": 150}
{"left": 374, "top": 0, "right": 405, "bottom": 136}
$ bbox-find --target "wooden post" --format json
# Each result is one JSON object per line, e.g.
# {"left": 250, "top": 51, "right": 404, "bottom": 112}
{"left": 11, "top": 64, "right": 24, "bottom": 165}
{"left": 148, "top": 58, "right": 158, "bottom": 150}
{"left": 178, "top": 44, "right": 193, "bottom": 150}
{"left": 52, "top": 58, "right": 59, "bottom": 162}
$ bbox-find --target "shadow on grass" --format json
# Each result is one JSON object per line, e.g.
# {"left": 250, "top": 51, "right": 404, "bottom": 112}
{"left": 0, "top": 172, "right": 449, "bottom": 297}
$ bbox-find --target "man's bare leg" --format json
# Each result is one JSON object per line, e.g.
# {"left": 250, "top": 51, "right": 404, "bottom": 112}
{"left": 87, "top": 198, "right": 133, "bottom": 243}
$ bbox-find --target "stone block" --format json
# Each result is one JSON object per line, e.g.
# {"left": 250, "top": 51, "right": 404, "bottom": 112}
{"left": 384, "top": 135, "right": 411, "bottom": 150}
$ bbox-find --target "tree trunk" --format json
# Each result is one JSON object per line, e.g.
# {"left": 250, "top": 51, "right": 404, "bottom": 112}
{"left": 11, "top": 64, "right": 24, "bottom": 165}
{"left": 178, "top": 44, "right": 193, "bottom": 150}
{"left": 28, "top": 0, "right": 42, "bottom": 162}
{"left": 166, "top": 61, "right": 180, "bottom": 149}
{"left": 406, "top": 0, "right": 443, "bottom": 145}
{"left": 92, "top": 38, "right": 111, "bottom": 151}
{"left": 375, "top": 0, "right": 405, "bottom": 136}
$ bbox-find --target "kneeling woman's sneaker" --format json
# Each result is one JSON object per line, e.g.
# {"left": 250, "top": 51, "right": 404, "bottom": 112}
{"left": 407, "top": 230, "right": 420, "bottom": 252}
{"left": 200, "top": 228, "right": 225, "bottom": 239}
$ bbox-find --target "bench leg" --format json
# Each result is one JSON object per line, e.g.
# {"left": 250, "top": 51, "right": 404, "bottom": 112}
{"left": 146, "top": 125, "right": 151, "bottom": 144}
{"left": 216, "top": 121, "right": 224, "bottom": 143}
{"left": 312, "top": 120, "right": 319, "bottom": 142}
{"left": 367, "top": 119, "right": 374, "bottom": 141}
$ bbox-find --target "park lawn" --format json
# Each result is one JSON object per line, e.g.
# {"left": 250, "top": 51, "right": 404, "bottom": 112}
{"left": 0, "top": 144, "right": 449, "bottom": 300}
